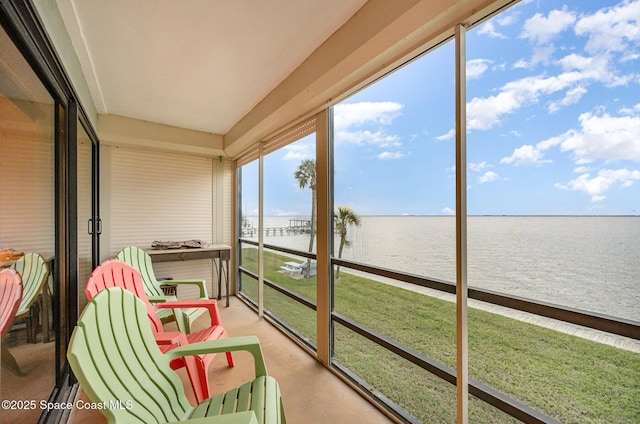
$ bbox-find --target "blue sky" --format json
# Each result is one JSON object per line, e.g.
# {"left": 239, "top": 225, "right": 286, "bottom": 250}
{"left": 243, "top": 0, "right": 640, "bottom": 216}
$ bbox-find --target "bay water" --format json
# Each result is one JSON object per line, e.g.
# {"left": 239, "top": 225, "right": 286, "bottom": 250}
{"left": 244, "top": 216, "right": 639, "bottom": 322}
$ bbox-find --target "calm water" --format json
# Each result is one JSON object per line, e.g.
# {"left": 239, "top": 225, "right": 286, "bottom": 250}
{"left": 244, "top": 216, "right": 640, "bottom": 322}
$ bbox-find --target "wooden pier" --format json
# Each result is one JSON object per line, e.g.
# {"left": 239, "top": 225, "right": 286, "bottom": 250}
{"left": 241, "top": 219, "right": 312, "bottom": 237}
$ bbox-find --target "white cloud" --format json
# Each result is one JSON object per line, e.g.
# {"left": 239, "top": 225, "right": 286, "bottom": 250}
{"left": 554, "top": 182, "right": 568, "bottom": 191}
{"left": 467, "top": 58, "right": 493, "bottom": 79}
{"left": 442, "top": 207, "right": 455, "bottom": 215}
{"left": 503, "top": 108, "right": 640, "bottom": 167}
{"left": 467, "top": 56, "right": 631, "bottom": 130}
{"left": 504, "top": 108, "right": 640, "bottom": 206}
{"left": 338, "top": 130, "right": 401, "bottom": 147}
{"left": 501, "top": 141, "right": 555, "bottom": 166}
{"left": 558, "top": 53, "right": 633, "bottom": 87}
{"left": 333, "top": 101, "right": 404, "bottom": 149}
{"left": 469, "top": 161, "right": 492, "bottom": 172}
{"left": 436, "top": 129, "right": 455, "bottom": 141}
{"left": 282, "top": 143, "right": 313, "bottom": 160}
{"left": 377, "top": 151, "right": 405, "bottom": 160}
{"left": 334, "top": 102, "right": 403, "bottom": 131}
{"left": 530, "top": 45, "right": 557, "bottom": 65}
{"left": 467, "top": 89, "right": 520, "bottom": 131}
{"left": 493, "top": 62, "right": 507, "bottom": 72}
{"left": 496, "top": 14, "right": 517, "bottom": 27}
{"left": 563, "top": 168, "right": 640, "bottom": 202}
{"left": 472, "top": 3, "right": 640, "bottom": 131}
{"left": 574, "top": 166, "right": 592, "bottom": 173}
{"left": 467, "top": 73, "right": 575, "bottom": 130}
{"left": 478, "top": 171, "right": 500, "bottom": 183}
{"left": 575, "top": 0, "right": 640, "bottom": 55}
{"left": 559, "top": 53, "right": 607, "bottom": 76}
{"left": 548, "top": 85, "right": 587, "bottom": 113}
{"left": 536, "top": 134, "right": 565, "bottom": 151}
{"left": 521, "top": 7, "right": 576, "bottom": 45}
{"left": 560, "top": 111, "right": 640, "bottom": 163}
{"left": 552, "top": 109, "right": 640, "bottom": 201}
{"left": 478, "top": 21, "right": 506, "bottom": 39}
{"left": 478, "top": 10, "right": 518, "bottom": 39}
{"left": 619, "top": 103, "right": 640, "bottom": 115}
{"left": 513, "top": 59, "right": 529, "bottom": 69}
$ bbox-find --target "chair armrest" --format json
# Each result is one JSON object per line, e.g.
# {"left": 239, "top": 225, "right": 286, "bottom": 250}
{"left": 154, "top": 299, "right": 222, "bottom": 327}
{"left": 154, "top": 331, "right": 187, "bottom": 346}
{"left": 168, "top": 411, "right": 258, "bottom": 424}
{"left": 148, "top": 295, "right": 173, "bottom": 304}
{"left": 167, "top": 279, "right": 208, "bottom": 298}
{"left": 166, "top": 335, "right": 267, "bottom": 378}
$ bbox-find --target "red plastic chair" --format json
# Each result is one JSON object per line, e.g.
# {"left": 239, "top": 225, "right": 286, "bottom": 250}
{"left": 1, "top": 268, "right": 24, "bottom": 374}
{"left": 85, "top": 259, "right": 234, "bottom": 403}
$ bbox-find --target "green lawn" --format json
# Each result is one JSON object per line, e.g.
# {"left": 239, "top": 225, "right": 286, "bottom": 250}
{"left": 240, "top": 248, "right": 640, "bottom": 423}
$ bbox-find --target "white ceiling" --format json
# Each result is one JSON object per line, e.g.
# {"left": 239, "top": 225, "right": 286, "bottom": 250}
{"left": 57, "top": 0, "right": 367, "bottom": 135}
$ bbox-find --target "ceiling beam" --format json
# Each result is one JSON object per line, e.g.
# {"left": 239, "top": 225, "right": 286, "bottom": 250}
{"left": 98, "top": 114, "right": 225, "bottom": 157}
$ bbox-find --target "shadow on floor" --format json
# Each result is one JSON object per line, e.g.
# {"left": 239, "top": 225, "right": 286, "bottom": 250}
{"left": 69, "top": 296, "right": 392, "bottom": 423}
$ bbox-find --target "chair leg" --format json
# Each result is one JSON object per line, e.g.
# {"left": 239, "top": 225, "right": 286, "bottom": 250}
{"left": 1, "top": 344, "right": 24, "bottom": 376}
{"left": 23, "top": 319, "right": 31, "bottom": 344}
{"left": 193, "top": 358, "right": 210, "bottom": 404}
{"left": 175, "top": 310, "right": 188, "bottom": 334}
{"left": 280, "top": 397, "right": 287, "bottom": 424}
{"left": 226, "top": 351, "right": 234, "bottom": 367}
{"left": 29, "top": 311, "right": 37, "bottom": 343}
{"left": 27, "top": 300, "right": 42, "bottom": 343}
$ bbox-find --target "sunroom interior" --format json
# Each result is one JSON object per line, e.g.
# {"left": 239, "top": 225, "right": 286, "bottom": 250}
{"left": 1, "top": 0, "right": 639, "bottom": 423}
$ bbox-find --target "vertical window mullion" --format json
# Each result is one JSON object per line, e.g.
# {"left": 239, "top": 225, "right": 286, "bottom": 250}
{"left": 315, "top": 109, "right": 331, "bottom": 365}
{"left": 455, "top": 23, "right": 469, "bottom": 424}
{"left": 258, "top": 142, "right": 264, "bottom": 318}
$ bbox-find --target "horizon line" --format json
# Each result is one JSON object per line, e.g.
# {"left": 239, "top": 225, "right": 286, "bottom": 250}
{"left": 244, "top": 214, "right": 640, "bottom": 218}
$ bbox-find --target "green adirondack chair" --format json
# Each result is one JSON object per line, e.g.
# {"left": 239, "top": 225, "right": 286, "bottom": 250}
{"left": 116, "top": 246, "right": 209, "bottom": 333}
{"left": 11, "top": 252, "right": 49, "bottom": 343}
{"left": 68, "top": 287, "right": 286, "bottom": 424}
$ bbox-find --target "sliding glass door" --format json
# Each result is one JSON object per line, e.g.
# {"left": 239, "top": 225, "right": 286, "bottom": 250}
{"left": 0, "top": 22, "right": 57, "bottom": 424}
{"left": 0, "top": 3, "right": 100, "bottom": 421}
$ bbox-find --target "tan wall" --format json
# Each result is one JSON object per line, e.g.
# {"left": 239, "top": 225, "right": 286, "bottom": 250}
{"left": 98, "top": 117, "right": 234, "bottom": 299}
{"left": 0, "top": 96, "right": 55, "bottom": 258}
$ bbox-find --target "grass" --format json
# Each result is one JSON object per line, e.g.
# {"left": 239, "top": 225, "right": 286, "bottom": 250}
{"left": 240, "top": 247, "right": 640, "bottom": 423}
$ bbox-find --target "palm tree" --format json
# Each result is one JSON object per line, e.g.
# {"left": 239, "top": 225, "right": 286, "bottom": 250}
{"left": 294, "top": 159, "right": 316, "bottom": 277}
{"left": 334, "top": 206, "right": 360, "bottom": 278}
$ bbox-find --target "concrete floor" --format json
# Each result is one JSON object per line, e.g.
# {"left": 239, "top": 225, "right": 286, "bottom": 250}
{"left": 1, "top": 332, "right": 56, "bottom": 424}
{"left": 69, "top": 296, "right": 393, "bottom": 423}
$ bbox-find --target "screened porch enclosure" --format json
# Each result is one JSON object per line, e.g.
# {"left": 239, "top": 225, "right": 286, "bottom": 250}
{"left": 1, "top": 0, "right": 639, "bottom": 423}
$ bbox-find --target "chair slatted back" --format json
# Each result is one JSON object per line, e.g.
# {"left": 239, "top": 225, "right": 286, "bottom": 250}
{"left": 85, "top": 260, "right": 164, "bottom": 334}
{"left": 116, "top": 246, "right": 165, "bottom": 298}
{"left": 1, "top": 268, "right": 23, "bottom": 337}
{"left": 68, "top": 288, "right": 193, "bottom": 424}
{"left": 11, "top": 253, "right": 48, "bottom": 318}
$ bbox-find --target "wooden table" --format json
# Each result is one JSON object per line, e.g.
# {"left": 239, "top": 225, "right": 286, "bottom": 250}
{"left": 146, "top": 245, "right": 231, "bottom": 306}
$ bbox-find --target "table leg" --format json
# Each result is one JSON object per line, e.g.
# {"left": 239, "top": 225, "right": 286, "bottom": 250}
{"left": 224, "top": 257, "right": 229, "bottom": 307}
{"left": 215, "top": 251, "right": 230, "bottom": 307}
{"left": 217, "top": 256, "right": 222, "bottom": 302}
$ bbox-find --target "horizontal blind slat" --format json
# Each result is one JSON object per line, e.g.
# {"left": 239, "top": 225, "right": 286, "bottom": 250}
{"left": 110, "top": 147, "right": 216, "bottom": 298}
